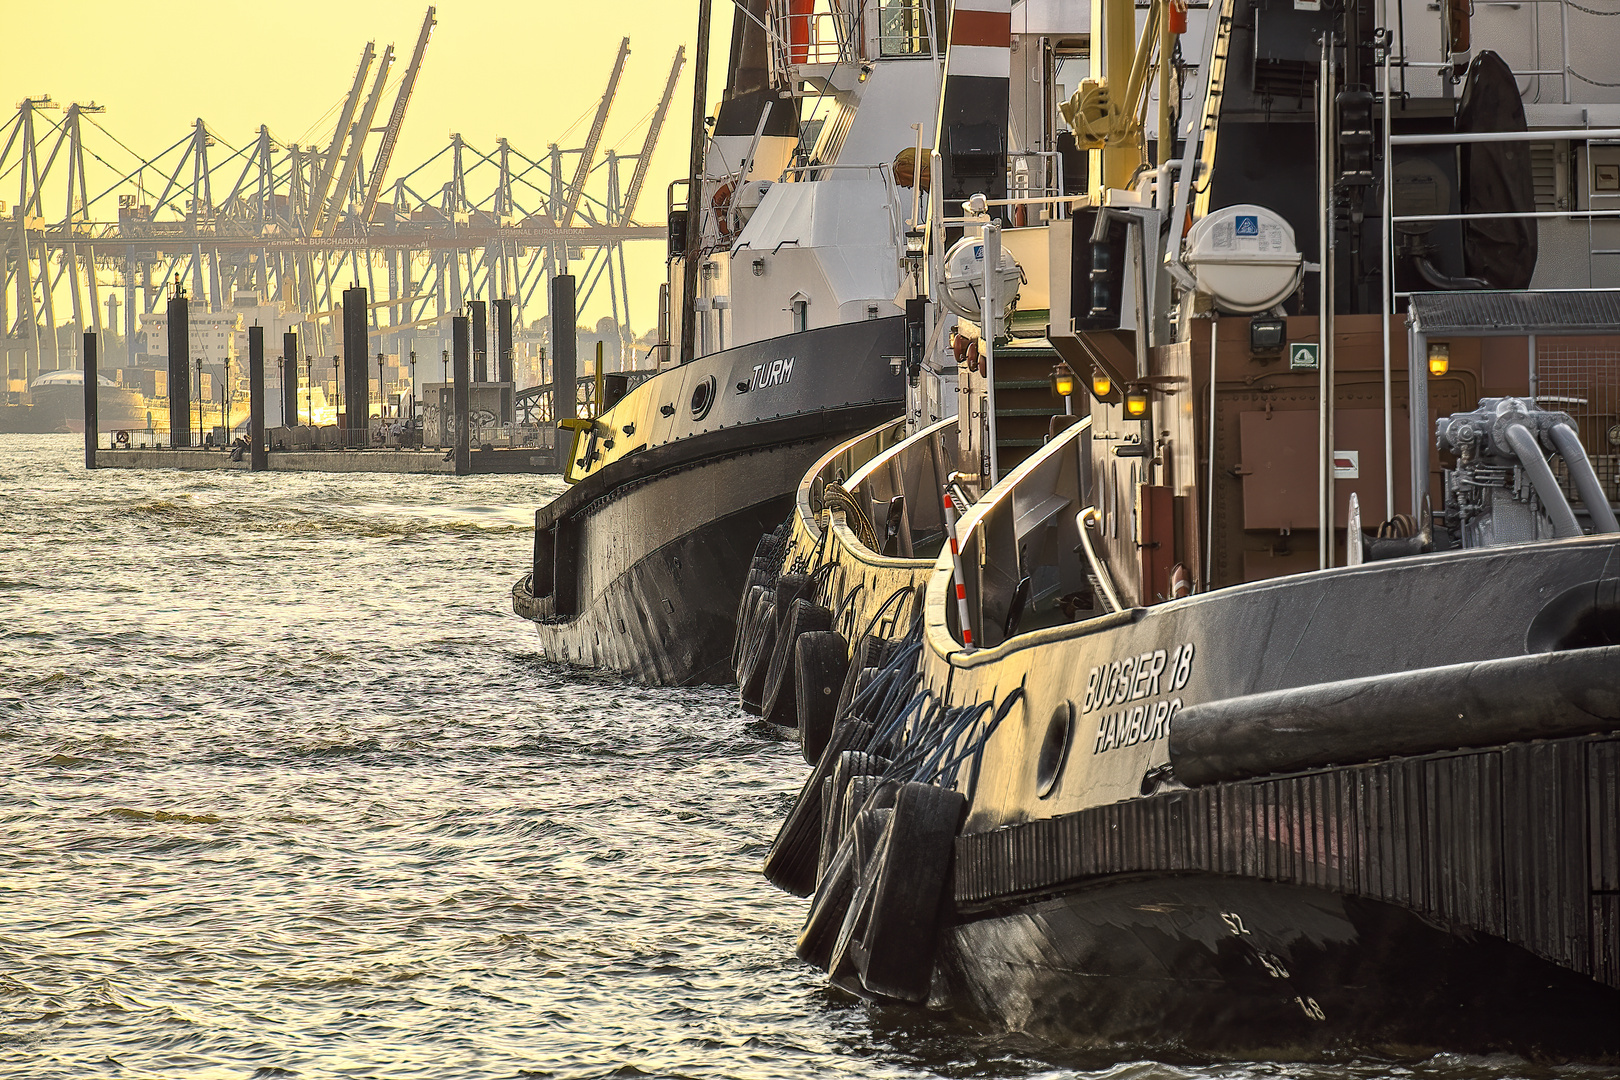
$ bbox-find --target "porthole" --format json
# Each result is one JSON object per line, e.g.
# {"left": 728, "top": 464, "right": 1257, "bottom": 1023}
{"left": 690, "top": 375, "right": 717, "bottom": 420}
{"left": 1035, "top": 701, "right": 1075, "bottom": 799}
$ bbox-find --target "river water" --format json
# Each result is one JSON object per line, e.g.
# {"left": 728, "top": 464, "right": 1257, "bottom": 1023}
{"left": 0, "top": 434, "right": 1605, "bottom": 1080}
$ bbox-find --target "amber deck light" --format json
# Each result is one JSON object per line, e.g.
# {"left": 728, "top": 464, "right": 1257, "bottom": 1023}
{"left": 1124, "top": 385, "right": 1150, "bottom": 417}
{"left": 1428, "top": 342, "right": 1450, "bottom": 377}
{"left": 1091, "top": 369, "right": 1112, "bottom": 398}
{"left": 1050, "top": 363, "right": 1077, "bottom": 398}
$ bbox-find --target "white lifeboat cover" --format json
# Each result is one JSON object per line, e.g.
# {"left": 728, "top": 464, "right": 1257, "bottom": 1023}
{"left": 1184, "top": 204, "right": 1303, "bottom": 314}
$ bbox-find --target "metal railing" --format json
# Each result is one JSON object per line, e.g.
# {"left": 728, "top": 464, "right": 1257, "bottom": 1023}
{"left": 1008, "top": 151, "right": 1069, "bottom": 221}
{"left": 1537, "top": 342, "right": 1620, "bottom": 514}
{"left": 769, "top": 1, "right": 859, "bottom": 83}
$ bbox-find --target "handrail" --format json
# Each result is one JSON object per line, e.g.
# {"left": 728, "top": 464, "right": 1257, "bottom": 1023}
{"left": 1390, "top": 128, "right": 1620, "bottom": 145}
{"left": 1076, "top": 508, "right": 1124, "bottom": 613}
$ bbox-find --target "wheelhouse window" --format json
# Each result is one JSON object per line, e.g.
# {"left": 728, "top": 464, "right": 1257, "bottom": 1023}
{"left": 878, "top": 0, "right": 942, "bottom": 57}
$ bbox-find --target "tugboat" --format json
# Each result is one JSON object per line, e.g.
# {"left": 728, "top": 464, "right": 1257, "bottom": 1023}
{"left": 510, "top": 0, "right": 947, "bottom": 684}
{"left": 745, "top": 0, "right": 1620, "bottom": 1059}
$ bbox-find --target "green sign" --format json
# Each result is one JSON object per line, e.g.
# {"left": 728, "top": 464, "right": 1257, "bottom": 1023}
{"left": 1289, "top": 342, "right": 1320, "bottom": 371}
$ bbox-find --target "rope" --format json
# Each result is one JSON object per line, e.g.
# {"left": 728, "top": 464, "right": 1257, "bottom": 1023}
{"left": 820, "top": 482, "right": 880, "bottom": 550}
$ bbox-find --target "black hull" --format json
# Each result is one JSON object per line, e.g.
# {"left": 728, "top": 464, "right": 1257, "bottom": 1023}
{"left": 514, "top": 316, "right": 906, "bottom": 686}
{"left": 515, "top": 404, "right": 900, "bottom": 685}
{"left": 945, "top": 731, "right": 1620, "bottom": 1059}
{"left": 945, "top": 872, "right": 1619, "bottom": 1059}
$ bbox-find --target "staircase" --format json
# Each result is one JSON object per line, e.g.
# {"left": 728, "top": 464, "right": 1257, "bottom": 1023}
{"left": 990, "top": 338, "right": 1069, "bottom": 474}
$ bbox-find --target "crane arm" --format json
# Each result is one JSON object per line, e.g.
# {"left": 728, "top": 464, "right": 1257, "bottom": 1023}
{"left": 318, "top": 44, "right": 395, "bottom": 235}
{"left": 306, "top": 43, "right": 375, "bottom": 234}
{"left": 361, "top": 7, "right": 436, "bottom": 224}
{"left": 620, "top": 47, "right": 685, "bottom": 225}
{"left": 560, "top": 37, "right": 631, "bottom": 228}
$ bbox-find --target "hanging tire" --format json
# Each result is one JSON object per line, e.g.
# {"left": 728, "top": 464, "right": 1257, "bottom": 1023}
{"left": 774, "top": 572, "right": 815, "bottom": 615}
{"left": 820, "top": 772, "right": 887, "bottom": 881}
{"left": 732, "top": 584, "right": 770, "bottom": 678}
{"left": 762, "top": 600, "right": 833, "bottom": 728}
{"left": 741, "top": 608, "right": 777, "bottom": 718}
{"left": 795, "top": 630, "right": 850, "bottom": 765}
{"left": 816, "top": 751, "right": 890, "bottom": 882}
{"left": 797, "top": 804, "right": 892, "bottom": 971}
{"left": 836, "top": 634, "right": 897, "bottom": 723}
{"left": 732, "top": 584, "right": 761, "bottom": 677}
{"left": 762, "top": 719, "right": 873, "bottom": 896}
{"left": 827, "top": 781, "right": 967, "bottom": 1003}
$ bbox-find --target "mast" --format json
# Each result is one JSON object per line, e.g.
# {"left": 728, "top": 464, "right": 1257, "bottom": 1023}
{"left": 679, "top": 0, "right": 713, "bottom": 365}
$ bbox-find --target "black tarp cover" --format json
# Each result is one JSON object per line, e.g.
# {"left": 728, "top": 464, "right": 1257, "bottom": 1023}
{"left": 1458, "top": 51, "right": 1539, "bottom": 289}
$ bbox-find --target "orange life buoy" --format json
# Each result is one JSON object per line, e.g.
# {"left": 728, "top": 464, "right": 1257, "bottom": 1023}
{"left": 713, "top": 181, "right": 736, "bottom": 238}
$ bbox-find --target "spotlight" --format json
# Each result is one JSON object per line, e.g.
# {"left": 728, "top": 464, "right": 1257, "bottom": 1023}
{"left": 1249, "top": 316, "right": 1286, "bottom": 354}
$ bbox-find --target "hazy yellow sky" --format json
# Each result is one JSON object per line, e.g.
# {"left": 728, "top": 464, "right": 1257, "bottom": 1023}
{"left": 0, "top": 1, "right": 736, "bottom": 332}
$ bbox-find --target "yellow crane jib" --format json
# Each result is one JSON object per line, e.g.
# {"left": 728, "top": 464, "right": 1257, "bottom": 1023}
{"left": 1063, "top": 0, "right": 1167, "bottom": 191}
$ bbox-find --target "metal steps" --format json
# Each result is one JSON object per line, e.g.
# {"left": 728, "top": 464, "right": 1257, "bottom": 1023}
{"left": 990, "top": 341, "right": 1068, "bottom": 473}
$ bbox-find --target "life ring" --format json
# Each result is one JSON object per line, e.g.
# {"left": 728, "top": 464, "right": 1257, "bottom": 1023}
{"left": 795, "top": 630, "right": 851, "bottom": 765}
{"left": 114, "top": 429, "right": 130, "bottom": 446}
{"left": 828, "top": 780, "right": 967, "bottom": 1002}
{"left": 762, "top": 597, "right": 833, "bottom": 727}
{"left": 712, "top": 181, "right": 736, "bottom": 238}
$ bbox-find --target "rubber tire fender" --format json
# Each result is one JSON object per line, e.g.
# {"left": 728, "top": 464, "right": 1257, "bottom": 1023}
{"left": 796, "top": 803, "right": 892, "bottom": 971}
{"left": 795, "top": 630, "right": 851, "bottom": 765}
{"left": 827, "top": 781, "right": 967, "bottom": 1003}
{"left": 836, "top": 634, "right": 899, "bottom": 723}
{"left": 815, "top": 751, "right": 891, "bottom": 882}
{"left": 762, "top": 600, "right": 833, "bottom": 727}
{"left": 737, "top": 599, "right": 777, "bottom": 715}
{"left": 762, "top": 719, "right": 874, "bottom": 896}
{"left": 732, "top": 583, "right": 769, "bottom": 679}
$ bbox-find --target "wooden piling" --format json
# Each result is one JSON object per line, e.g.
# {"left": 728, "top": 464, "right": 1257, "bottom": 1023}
{"left": 168, "top": 290, "right": 191, "bottom": 447}
{"left": 552, "top": 275, "right": 577, "bottom": 424}
{"left": 470, "top": 299, "right": 488, "bottom": 383}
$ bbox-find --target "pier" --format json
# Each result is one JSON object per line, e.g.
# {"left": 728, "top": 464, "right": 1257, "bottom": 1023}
{"left": 1, "top": 8, "right": 683, "bottom": 468}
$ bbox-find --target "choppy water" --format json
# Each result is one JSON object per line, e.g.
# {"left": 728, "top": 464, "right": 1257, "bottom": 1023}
{"left": 0, "top": 433, "right": 1608, "bottom": 1080}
